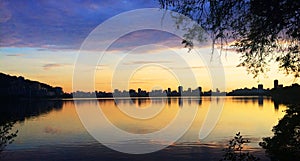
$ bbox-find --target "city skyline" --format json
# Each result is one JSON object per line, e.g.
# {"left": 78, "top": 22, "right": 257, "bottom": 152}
{"left": 1, "top": 71, "right": 293, "bottom": 93}
{"left": 1, "top": 71, "right": 296, "bottom": 94}
{"left": 1, "top": 1, "right": 300, "bottom": 93}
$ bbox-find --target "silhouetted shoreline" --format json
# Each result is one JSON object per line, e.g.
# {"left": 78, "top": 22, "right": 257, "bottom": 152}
{"left": 1, "top": 73, "right": 300, "bottom": 104}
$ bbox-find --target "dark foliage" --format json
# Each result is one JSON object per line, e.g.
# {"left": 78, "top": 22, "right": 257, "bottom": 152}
{"left": 259, "top": 104, "right": 300, "bottom": 161}
{"left": 0, "top": 72, "right": 63, "bottom": 99}
{"left": 0, "top": 122, "right": 18, "bottom": 156}
{"left": 158, "top": 0, "right": 300, "bottom": 78}
{"left": 221, "top": 132, "right": 259, "bottom": 161}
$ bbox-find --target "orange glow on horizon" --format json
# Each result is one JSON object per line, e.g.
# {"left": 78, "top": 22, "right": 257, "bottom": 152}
{"left": 1, "top": 46, "right": 300, "bottom": 93}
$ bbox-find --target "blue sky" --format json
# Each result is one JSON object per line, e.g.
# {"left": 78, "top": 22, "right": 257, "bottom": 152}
{"left": 0, "top": 0, "right": 158, "bottom": 49}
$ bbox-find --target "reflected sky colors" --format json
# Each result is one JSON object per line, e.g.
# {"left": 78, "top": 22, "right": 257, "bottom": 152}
{"left": 8, "top": 97, "right": 286, "bottom": 152}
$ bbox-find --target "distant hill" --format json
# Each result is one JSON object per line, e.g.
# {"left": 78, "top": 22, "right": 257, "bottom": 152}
{"left": 0, "top": 72, "right": 63, "bottom": 99}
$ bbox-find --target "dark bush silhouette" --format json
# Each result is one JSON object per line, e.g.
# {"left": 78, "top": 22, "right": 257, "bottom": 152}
{"left": 221, "top": 132, "right": 259, "bottom": 161}
{"left": 259, "top": 104, "right": 300, "bottom": 161}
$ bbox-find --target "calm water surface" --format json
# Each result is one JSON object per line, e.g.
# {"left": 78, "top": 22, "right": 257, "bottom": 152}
{"left": 2, "top": 97, "right": 286, "bottom": 161}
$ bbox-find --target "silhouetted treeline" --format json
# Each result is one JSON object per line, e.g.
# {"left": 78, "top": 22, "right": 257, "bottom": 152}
{"left": 271, "top": 84, "right": 300, "bottom": 104}
{"left": 0, "top": 72, "right": 63, "bottom": 100}
{"left": 227, "top": 87, "right": 270, "bottom": 96}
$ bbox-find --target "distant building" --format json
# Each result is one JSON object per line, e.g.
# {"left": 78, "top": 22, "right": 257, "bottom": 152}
{"left": 198, "top": 87, "right": 202, "bottom": 94}
{"left": 274, "top": 80, "right": 278, "bottom": 89}
{"left": 258, "top": 84, "right": 264, "bottom": 95}
{"left": 149, "top": 89, "right": 164, "bottom": 97}
{"left": 191, "top": 87, "right": 201, "bottom": 96}
{"left": 187, "top": 88, "right": 191, "bottom": 93}
{"left": 178, "top": 86, "right": 183, "bottom": 95}
{"left": 129, "top": 89, "right": 136, "bottom": 97}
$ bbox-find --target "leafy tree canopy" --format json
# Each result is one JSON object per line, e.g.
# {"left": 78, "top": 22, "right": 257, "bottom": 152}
{"left": 158, "top": 0, "right": 300, "bottom": 77}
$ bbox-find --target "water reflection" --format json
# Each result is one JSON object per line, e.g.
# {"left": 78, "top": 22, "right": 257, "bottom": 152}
{"left": 178, "top": 97, "right": 183, "bottom": 107}
{"left": 0, "top": 100, "right": 63, "bottom": 158}
{"left": 273, "top": 102, "right": 279, "bottom": 111}
{"left": 1, "top": 97, "right": 288, "bottom": 161}
{"left": 230, "top": 96, "right": 282, "bottom": 109}
{"left": 258, "top": 96, "right": 264, "bottom": 106}
{"left": 109, "top": 97, "right": 204, "bottom": 108}
{"left": 0, "top": 100, "right": 63, "bottom": 123}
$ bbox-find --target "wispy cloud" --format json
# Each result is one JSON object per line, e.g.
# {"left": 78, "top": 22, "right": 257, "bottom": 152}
{"left": 43, "top": 63, "right": 65, "bottom": 70}
{"left": 0, "top": 1, "right": 12, "bottom": 23}
{"left": 170, "top": 65, "right": 236, "bottom": 70}
{"left": 107, "top": 30, "right": 182, "bottom": 52}
{"left": 96, "top": 64, "right": 109, "bottom": 70}
{"left": 44, "top": 126, "right": 61, "bottom": 135}
{"left": 122, "top": 60, "right": 172, "bottom": 65}
{"left": 129, "top": 81, "right": 148, "bottom": 84}
{"left": 5, "top": 54, "right": 23, "bottom": 57}
{"left": 170, "top": 66, "right": 205, "bottom": 70}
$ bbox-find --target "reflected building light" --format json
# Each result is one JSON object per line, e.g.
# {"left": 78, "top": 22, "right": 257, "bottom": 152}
{"left": 258, "top": 96, "right": 264, "bottom": 107}
{"left": 178, "top": 97, "right": 183, "bottom": 107}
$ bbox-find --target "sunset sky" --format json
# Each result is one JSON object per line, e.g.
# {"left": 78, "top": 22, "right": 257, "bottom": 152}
{"left": 1, "top": 0, "right": 299, "bottom": 93}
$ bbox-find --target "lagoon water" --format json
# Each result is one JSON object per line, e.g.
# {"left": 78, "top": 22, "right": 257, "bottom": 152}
{"left": 2, "top": 97, "right": 286, "bottom": 161}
